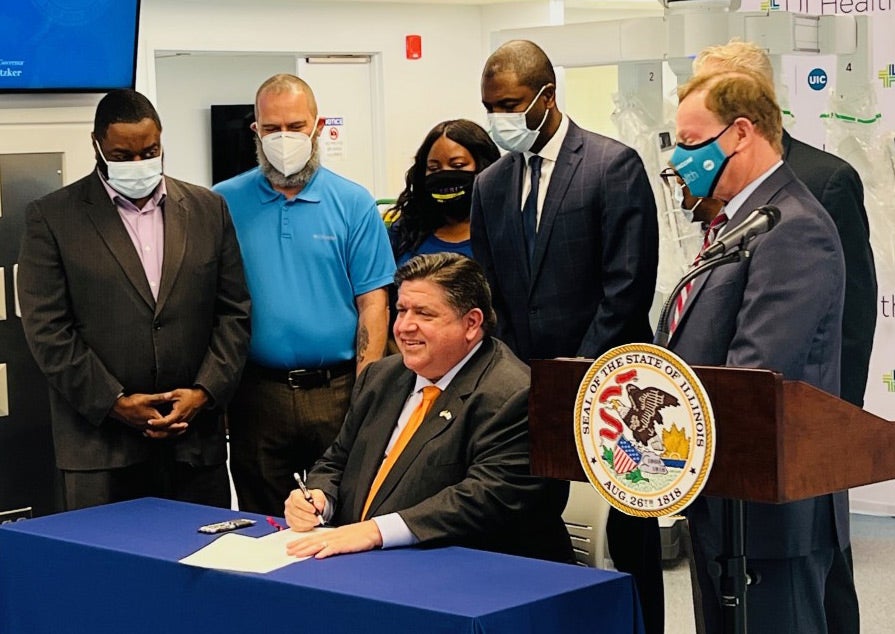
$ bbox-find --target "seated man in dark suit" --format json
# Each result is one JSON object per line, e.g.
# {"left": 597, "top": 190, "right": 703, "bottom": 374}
{"left": 284, "top": 252, "right": 574, "bottom": 563}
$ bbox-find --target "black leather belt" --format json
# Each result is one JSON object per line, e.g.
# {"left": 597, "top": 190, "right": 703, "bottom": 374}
{"left": 248, "top": 360, "right": 354, "bottom": 390}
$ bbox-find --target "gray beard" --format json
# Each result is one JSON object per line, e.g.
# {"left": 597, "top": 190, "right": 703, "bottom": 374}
{"left": 254, "top": 135, "right": 321, "bottom": 190}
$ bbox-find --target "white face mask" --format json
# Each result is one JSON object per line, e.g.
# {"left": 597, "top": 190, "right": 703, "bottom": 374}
{"left": 668, "top": 178, "right": 705, "bottom": 224}
{"left": 487, "top": 84, "right": 550, "bottom": 153}
{"left": 96, "top": 143, "right": 163, "bottom": 200}
{"left": 260, "top": 131, "right": 313, "bottom": 176}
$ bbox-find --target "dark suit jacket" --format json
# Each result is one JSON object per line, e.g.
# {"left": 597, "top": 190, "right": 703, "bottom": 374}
{"left": 669, "top": 163, "right": 848, "bottom": 559}
{"left": 18, "top": 172, "right": 251, "bottom": 470}
{"left": 783, "top": 130, "right": 877, "bottom": 406}
{"left": 307, "top": 337, "right": 574, "bottom": 563}
{"left": 470, "top": 119, "right": 658, "bottom": 363}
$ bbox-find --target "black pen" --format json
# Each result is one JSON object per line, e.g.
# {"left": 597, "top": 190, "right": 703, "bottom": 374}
{"left": 293, "top": 471, "right": 325, "bottom": 526}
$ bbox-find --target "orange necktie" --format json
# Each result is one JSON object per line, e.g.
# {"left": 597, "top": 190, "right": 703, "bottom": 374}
{"left": 361, "top": 385, "right": 442, "bottom": 521}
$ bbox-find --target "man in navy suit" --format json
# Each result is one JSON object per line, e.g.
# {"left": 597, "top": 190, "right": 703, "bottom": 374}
{"left": 471, "top": 40, "right": 662, "bottom": 634}
{"left": 669, "top": 69, "right": 847, "bottom": 632}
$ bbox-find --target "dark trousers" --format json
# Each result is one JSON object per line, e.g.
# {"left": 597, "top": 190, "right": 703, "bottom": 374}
{"left": 62, "top": 451, "right": 229, "bottom": 511}
{"left": 228, "top": 365, "right": 354, "bottom": 516}
{"left": 824, "top": 545, "right": 859, "bottom": 634}
{"left": 607, "top": 509, "right": 664, "bottom": 634}
{"left": 689, "top": 519, "right": 835, "bottom": 633}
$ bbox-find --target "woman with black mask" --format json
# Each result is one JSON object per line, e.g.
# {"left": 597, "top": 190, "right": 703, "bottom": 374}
{"left": 387, "top": 119, "right": 500, "bottom": 268}
{"left": 383, "top": 120, "right": 500, "bottom": 351}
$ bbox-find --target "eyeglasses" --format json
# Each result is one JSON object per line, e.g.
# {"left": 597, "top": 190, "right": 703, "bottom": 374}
{"left": 659, "top": 167, "right": 686, "bottom": 208}
{"left": 659, "top": 167, "right": 682, "bottom": 188}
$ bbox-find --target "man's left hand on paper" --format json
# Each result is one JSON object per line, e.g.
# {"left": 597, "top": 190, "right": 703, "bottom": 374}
{"left": 286, "top": 520, "right": 383, "bottom": 559}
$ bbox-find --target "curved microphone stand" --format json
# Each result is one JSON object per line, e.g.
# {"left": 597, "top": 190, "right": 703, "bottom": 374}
{"left": 653, "top": 243, "right": 761, "bottom": 634}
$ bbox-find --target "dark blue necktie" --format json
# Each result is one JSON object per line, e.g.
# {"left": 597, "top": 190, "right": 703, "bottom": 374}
{"left": 522, "top": 154, "right": 542, "bottom": 262}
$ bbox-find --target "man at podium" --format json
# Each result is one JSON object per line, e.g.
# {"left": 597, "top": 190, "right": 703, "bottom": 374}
{"left": 668, "top": 70, "right": 848, "bottom": 632}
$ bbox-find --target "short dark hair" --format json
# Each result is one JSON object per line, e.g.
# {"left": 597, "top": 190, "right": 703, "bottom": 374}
{"left": 482, "top": 40, "right": 556, "bottom": 91}
{"left": 391, "top": 119, "right": 500, "bottom": 257}
{"left": 93, "top": 89, "right": 162, "bottom": 140}
{"left": 394, "top": 252, "right": 497, "bottom": 334}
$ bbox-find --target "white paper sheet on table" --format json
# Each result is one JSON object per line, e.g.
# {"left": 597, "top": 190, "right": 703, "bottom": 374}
{"left": 179, "top": 527, "right": 332, "bottom": 573}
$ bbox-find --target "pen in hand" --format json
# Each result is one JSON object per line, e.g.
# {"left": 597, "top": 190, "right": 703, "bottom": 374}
{"left": 293, "top": 471, "right": 325, "bottom": 526}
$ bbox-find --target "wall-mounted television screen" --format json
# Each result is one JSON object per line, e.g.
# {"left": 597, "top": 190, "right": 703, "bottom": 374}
{"left": 211, "top": 104, "right": 258, "bottom": 185}
{"left": 0, "top": 0, "right": 141, "bottom": 93}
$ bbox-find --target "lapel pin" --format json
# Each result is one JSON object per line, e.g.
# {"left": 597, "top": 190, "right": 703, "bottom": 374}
{"left": 439, "top": 410, "right": 452, "bottom": 421}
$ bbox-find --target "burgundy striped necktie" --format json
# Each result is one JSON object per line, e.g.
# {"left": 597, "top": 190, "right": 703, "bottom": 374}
{"left": 668, "top": 211, "right": 729, "bottom": 336}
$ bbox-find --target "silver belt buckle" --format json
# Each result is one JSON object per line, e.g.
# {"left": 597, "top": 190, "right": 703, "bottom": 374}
{"left": 287, "top": 369, "right": 312, "bottom": 389}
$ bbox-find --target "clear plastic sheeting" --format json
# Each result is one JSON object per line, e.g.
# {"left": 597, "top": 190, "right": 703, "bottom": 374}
{"left": 824, "top": 85, "right": 895, "bottom": 281}
{"left": 611, "top": 91, "right": 702, "bottom": 298}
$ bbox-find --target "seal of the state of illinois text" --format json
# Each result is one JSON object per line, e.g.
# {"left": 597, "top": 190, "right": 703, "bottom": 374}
{"left": 574, "top": 343, "right": 715, "bottom": 517}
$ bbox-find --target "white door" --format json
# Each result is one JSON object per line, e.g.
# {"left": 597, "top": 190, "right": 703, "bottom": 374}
{"left": 297, "top": 57, "right": 382, "bottom": 198}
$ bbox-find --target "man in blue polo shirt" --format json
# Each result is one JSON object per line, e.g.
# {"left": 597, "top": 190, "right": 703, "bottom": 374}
{"left": 215, "top": 73, "right": 395, "bottom": 516}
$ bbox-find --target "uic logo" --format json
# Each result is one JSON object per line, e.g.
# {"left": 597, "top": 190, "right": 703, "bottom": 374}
{"left": 808, "top": 68, "right": 828, "bottom": 92}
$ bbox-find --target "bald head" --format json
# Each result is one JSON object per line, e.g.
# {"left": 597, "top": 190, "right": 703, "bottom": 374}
{"left": 255, "top": 73, "right": 318, "bottom": 120}
{"left": 483, "top": 40, "right": 555, "bottom": 91}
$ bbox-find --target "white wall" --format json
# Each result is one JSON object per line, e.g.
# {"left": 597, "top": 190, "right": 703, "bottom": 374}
{"left": 154, "top": 54, "right": 295, "bottom": 187}
{"left": 145, "top": 0, "right": 668, "bottom": 196}
{"left": 0, "top": 1, "right": 659, "bottom": 194}
{"left": 0, "top": 103, "right": 98, "bottom": 184}
{"left": 141, "top": 0, "right": 490, "bottom": 198}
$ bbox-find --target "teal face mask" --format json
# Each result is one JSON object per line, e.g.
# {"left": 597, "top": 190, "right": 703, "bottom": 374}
{"left": 669, "top": 123, "right": 733, "bottom": 198}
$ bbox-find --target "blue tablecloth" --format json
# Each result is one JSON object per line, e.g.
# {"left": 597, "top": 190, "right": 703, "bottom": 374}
{"left": 0, "top": 498, "right": 644, "bottom": 633}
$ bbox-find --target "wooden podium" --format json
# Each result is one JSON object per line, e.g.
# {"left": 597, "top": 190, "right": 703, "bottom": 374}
{"left": 530, "top": 359, "right": 895, "bottom": 502}
{"left": 531, "top": 358, "right": 895, "bottom": 633}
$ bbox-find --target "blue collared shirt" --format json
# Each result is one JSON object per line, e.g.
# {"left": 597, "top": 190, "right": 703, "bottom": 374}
{"left": 214, "top": 166, "right": 395, "bottom": 368}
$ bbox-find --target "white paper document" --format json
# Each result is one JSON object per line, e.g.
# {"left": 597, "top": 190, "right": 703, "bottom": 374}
{"left": 179, "top": 527, "right": 332, "bottom": 574}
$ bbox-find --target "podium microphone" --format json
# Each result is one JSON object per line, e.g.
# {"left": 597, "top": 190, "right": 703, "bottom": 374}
{"left": 701, "top": 205, "right": 781, "bottom": 259}
{"left": 655, "top": 205, "right": 780, "bottom": 347}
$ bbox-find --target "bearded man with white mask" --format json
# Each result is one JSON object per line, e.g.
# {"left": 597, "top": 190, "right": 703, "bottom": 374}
{"left": 18, "top": 89, "right": 251, "bottom": 510}
{"left": 214, "top": 74, "right": 394, "bottom": 516}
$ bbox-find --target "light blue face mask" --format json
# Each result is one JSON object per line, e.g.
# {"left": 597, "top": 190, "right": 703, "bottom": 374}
{"left": 95, "top": 142, "right": 164, "bottom": 200}
{"left": 669, "top": 123, "right": 733, "bottom": 198}
{"left": 487, "top": 84, "right": 550, "bottom": 153}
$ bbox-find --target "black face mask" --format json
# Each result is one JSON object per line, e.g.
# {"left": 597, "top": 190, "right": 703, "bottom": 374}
{"left": 423, "top": 170, "right": 476, "bottom": 221}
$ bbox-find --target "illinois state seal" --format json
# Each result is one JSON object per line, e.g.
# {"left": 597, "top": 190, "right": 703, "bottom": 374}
{"left": 573, "top": 343, "right": 714, "bottom": 517}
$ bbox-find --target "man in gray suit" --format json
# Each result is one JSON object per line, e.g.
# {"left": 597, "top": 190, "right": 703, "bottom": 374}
{"left": 471, "top": 39, "right": 663, "bottom": 633}
{"left": 18, "top": 90, "right": 251, "bottom": 510}
{"left": 692, "top": 42, "right": 875, "bottom": 633}
{"left": 284, "top": 253, "right": 573, "bottom": 564}
{"left": 669, "top": 69, "right": 847, "bottom": 632}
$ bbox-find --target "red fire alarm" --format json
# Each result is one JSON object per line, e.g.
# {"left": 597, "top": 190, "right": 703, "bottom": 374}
{"left": 406, "top": 35, "right": 422, "bottom": 60}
